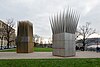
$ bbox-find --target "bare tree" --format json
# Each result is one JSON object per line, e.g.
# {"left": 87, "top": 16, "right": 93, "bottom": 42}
{"left": 40, "top": 37, "right": 44, "bottom": 47}
{"left": 33, "top": 34, "right": 40, "bottom": 47}
{"left": 3, "top": 19, "right": 15, "bottom": 49}
{"left": 33, "top": 34, "right": 40, "bottom": 43}
{"left": 77, "top": 22, "right": 95, "bottom": 51}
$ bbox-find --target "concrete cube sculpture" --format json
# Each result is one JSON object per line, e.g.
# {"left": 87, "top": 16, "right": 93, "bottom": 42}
{"left": 16, "top": 21, "right": 33, "bottom": 53}
{"left": 50, "top": 8, "right": 80, "bottom": 57}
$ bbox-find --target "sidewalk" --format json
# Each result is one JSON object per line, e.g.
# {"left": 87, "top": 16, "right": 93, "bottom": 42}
{"left": 0, "top": 51, "right": 100, "bottom": 59}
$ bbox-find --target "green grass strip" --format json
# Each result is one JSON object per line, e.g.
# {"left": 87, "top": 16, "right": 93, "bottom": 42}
{"left": 0, "top": 47, "right": 52, "bottom": 52}
{"left": 0, "top": 58, "right": 100, "bottom": 67}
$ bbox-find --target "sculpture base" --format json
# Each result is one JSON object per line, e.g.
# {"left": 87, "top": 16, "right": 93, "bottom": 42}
{"left": 17, "top": 42, "right": 33, "bottom": 53}
{"left": 52, "top": 33, "right": 76, "bottom": 57}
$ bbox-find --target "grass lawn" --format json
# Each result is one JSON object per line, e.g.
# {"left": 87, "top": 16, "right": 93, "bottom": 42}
{"left": 0, "top": 58, "right": 100, "bottom": 67}
{"left": 0, "top": 47, "right": 52, "bottom": 52}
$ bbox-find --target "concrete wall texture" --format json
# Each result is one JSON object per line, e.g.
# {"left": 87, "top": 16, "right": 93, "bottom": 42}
{"left": 52, "top": 33, "right": 76, "bottom": 56}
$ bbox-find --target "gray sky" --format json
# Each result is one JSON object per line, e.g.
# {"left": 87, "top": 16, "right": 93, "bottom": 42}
{"left": 0, "top": 0, "right": 100, "bottom": 38}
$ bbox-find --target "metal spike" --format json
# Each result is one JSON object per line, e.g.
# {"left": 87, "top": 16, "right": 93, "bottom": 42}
{"left": 50, "top": 8, "right": 80, "bottom": 34}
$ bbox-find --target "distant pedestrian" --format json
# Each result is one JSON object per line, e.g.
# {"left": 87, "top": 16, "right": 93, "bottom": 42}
{"left": 96, "top": 47, "right": 99, "bottom": 53}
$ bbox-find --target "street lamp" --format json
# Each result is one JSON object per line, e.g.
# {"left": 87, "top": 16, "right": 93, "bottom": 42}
{"left": 96, "top": 34, "right": 100, "bottom": 53}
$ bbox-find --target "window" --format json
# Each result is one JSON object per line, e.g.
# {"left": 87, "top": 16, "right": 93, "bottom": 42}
{"left": 0, "top": 22, "right": 1, "bottom": 27}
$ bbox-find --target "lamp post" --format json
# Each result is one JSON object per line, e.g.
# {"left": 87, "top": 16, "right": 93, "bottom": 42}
{"left": 96, "top": 34, "right": 100, "bottom": 53}
{"left": 96, "top": 39, "right": 99, "bottom": 53}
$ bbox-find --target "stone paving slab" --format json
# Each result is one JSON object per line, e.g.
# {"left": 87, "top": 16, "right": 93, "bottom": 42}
{"left": 0, "top": 51, "right": 100, "bottom": 59}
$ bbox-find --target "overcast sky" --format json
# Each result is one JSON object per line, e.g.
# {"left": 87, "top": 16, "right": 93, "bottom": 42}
{"left": 0, "top": 0, "right": 100, "bottom": 38}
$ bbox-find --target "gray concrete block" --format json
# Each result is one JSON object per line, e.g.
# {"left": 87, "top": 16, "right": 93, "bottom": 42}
{"left": 52, "top": 33, "right": 76, "bottom": 57}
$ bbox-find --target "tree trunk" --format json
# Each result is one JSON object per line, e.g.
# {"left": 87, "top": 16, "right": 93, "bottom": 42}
{"left": 7, "top": 32, "right": 10, "bottom": 49}
{"left": 7, "top": 39, "right": 9, "bottom": 49}
{"left": 82, "top": 38, "right": 86, "bottom": 51}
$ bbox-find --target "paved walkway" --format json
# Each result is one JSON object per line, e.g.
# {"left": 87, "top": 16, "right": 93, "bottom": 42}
{"left": 0, "top": 51, "right": 100, "bottom": 59}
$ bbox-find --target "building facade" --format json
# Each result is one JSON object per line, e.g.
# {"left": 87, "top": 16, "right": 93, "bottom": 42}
{"left": 0, "top": 20, "right": 16, "bottom": 48}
